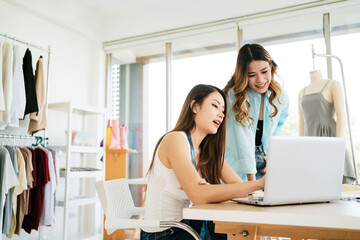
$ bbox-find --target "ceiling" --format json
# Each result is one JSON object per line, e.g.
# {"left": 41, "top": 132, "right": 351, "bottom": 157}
{"left": 4, "top": 0, "right": 322, "bottom": 41}
{"left": 75, "top": 0, "right": 171, "bottom": 15}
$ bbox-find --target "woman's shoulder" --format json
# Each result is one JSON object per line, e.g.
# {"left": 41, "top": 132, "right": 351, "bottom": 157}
{"left": 225, "top": 87, "right": 236, "bottom": 103}
{"left": 166, "top": 131, "right": 186, "bottom": 138}
{"left": 278, "top": 89, "right": 289, "bottom": 109}
{"left": 266, "top": 89, "right": 288, "bottom": 108}
{"left": 159, "top": 131, "right": 190, "bottom": 157}
{"left": 280, "top": 89, "right": 289, "bottom": 100}
{"left": 226, "top": 87, "right": 234, "bottom": 95}
{"left": 269, "top": 88, "right": 288, "bottom": 101}
{"left": 162, "top": 131, "right": 188, "bottom": 146}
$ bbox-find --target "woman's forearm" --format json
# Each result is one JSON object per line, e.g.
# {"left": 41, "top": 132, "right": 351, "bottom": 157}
{"left": 247, "top": 174, "right": 256, "bottom": 181}
{"left": 187, "top": 179, "right": 263, "bottom": 205}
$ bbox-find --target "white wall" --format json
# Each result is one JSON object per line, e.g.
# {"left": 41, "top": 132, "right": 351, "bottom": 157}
{"left": 0, "top": 0, "right": 105, "bottom": 108}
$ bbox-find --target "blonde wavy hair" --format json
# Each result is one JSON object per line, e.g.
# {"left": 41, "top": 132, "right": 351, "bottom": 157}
{"left": 223, "top": 43, "right": 282, "bottom": 128}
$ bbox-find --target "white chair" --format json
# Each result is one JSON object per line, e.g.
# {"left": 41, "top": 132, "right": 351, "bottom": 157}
{"left": 95, "top": 178, "right": 201, "bottom": 240}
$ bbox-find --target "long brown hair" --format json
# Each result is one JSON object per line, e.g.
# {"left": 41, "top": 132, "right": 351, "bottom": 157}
{"left": 148, "top": 84, "right": 227, "bottom": 184}
{"left": 223, "top": 43, "right": 282, "bottom": 127}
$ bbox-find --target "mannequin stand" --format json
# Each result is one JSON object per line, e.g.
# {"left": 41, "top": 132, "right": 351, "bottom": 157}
{"left": 312, "top": 48, "right": 358, "bottom": 184}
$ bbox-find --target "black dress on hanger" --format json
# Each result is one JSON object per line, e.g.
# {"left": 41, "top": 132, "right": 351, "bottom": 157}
{"left": 22, "top": 48, "right": 39, "bottom": 117}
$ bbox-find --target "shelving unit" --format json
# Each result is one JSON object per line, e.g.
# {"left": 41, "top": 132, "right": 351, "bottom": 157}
{"left": 59, "top": 169, "right": 103, "bottom": 179}
{"left": 48, "top": 101, "right": 106, "bottom": 240}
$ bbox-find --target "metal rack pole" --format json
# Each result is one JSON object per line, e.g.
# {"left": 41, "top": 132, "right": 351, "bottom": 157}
{"left": 312, "top": 50, "right": 359, "bottom": 184}
{"left": 43, "top": 45, "right": 51, "bottom": 147}
{"left": 0, "top": 32, "right": 50, "bottom": 53}
{"left": 0, "top": 134, "right": 36, "bottom": 140}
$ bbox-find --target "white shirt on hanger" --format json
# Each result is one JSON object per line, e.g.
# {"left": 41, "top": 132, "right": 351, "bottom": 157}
{"left": 9, "top": 45, "right": 26, "bottom": 128}
{"left": 0, "top": 42, "right": 14, "bottom": 130}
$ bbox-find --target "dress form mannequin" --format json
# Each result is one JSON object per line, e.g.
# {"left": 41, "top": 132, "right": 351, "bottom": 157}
{"left": 298, "top": 70, "right": 346, "bottom": 138}
{"left": 298, "top": 70, "right": 355, "bottom": 183}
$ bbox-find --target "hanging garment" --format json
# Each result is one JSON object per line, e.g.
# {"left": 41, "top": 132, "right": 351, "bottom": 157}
{"left": 15, "top": 147, "right": 33, "bottom": 235}
{"left": 0, "top": 147, "right": 18, "bottom": 240}
{"left": 48, "top": 148, "right": 57, "bottom": 186}
{"left": 0, "top": 42, "right": 14, "bottom": 130}
{"left": 2, "top": 146, "right": 18, "bottom": 235}
{"left": 23, "top": 49, "right": 38, "bottom": 117}
{"left": 28, "top": 57, "right": 47, "bottom": 134}
{"left": 13, "top": 148, "right": 28, "bottom": 197}
{"left": 7, "top": 148, "right": 27, "bottom": 238}
{"left": 9, "top": 45, "right": 26, "bottom": 128}
{"left": 0, "top": 40, "right": 4, "bottom": 111}
{"left": 22, "top": 148, "right": 49, "bottom": 233}
{"left": 300, "top": 80, "right": 356, "bottom": 184}
{"left": 40, "top": 148, "right": 56, "bottom": 226}
{"left": 21, "top": 148, "right": 37, "bottom": 234}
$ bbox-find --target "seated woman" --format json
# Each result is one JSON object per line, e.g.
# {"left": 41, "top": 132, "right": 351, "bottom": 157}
{"left": 141, "top": 84, "right": 265, "bottom": 240}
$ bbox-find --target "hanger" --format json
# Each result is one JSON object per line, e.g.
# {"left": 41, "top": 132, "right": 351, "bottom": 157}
{"left": 32, "top": 136, "right": 45, "bottom": 147}
{"left": 32, "top": 136, "right": 39, "bottom": 146}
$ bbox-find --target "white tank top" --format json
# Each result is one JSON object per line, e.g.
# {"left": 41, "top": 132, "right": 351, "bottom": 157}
{"left": 143, "top": 131, "right": 192, "bottom": 232}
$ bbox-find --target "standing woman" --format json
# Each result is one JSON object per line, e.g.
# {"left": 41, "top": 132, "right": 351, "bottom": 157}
{"left": 223, "top": 43, "right": 289, "bottom": 181}
{"left": 141, "top": 84, "right": 264, "bottom": 240}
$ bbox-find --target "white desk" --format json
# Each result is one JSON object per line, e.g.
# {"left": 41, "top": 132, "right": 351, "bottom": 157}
{"left": 183, "top": 200, "right": 360, "bottom": 240}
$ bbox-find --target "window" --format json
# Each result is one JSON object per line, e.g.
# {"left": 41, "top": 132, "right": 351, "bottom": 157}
{"left": 109, "top": 4, "right": 360, "bottom": 182}
{"left": 171, "top": 51, "right": 237, "bottom": 129}
{"left": 111, "top": 64, "right": 120, "bottom": 120}
{"left": 147, "top": 61, "right": 166, "bottom": 163}
{"left": 266, "top": 37, "right": 326, "bottom": 137}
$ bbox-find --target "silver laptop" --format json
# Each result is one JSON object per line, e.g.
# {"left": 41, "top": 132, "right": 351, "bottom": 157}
{"left": 233, "top": 136, "right": 346, "bottom": 206}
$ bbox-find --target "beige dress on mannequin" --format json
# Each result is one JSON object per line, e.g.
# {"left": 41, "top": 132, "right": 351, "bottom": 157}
{"left": 298, "top": 70, "right": 356, "bottom": 184}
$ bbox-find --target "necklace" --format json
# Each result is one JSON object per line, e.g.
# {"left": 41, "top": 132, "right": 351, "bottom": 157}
{"left": 186, "top": 131, "right": 197, "bottom": 167}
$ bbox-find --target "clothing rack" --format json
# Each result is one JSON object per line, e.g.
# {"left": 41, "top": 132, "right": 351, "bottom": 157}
{"left": 0, "top": 32, "right": 51, "bottom": 147}
{"left": 0, "top": 134, "right": 48, "bottom": 146}
{"left": 312, "top": 47, "right": 359, "bottom": 185}
{"left": 0, "top": 32, "right": 51, "bottom": 239}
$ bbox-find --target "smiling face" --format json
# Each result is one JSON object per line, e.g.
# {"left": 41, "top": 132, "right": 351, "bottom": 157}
{"left": 193, "top": 91, "right": 225, "bottom": 135}
{"left": 247, "top": 60, "right": 272, "bottom": 94}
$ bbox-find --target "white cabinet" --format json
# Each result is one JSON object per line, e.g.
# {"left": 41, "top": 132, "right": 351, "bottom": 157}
{"left": 48, "top": 101, "right": 106, "bottom": 240}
